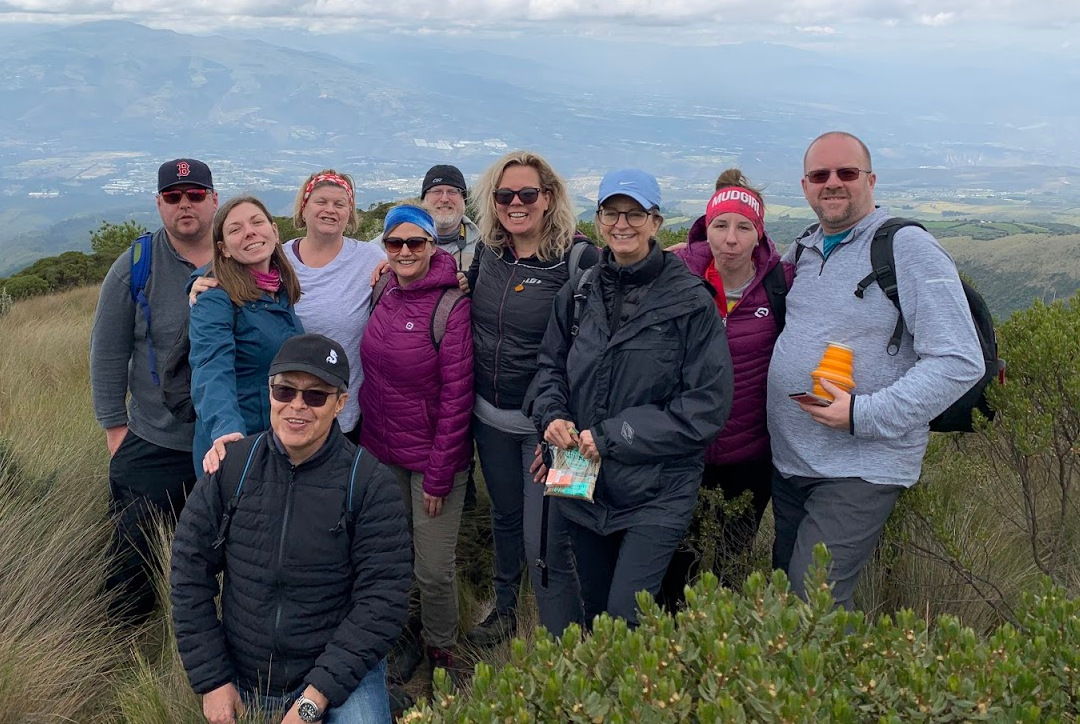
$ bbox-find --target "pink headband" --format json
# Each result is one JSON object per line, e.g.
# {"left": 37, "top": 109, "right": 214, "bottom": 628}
{"left": 301, "top": 173, "right": 354, "bottom": 214}
{"left": 706, "top": 186, "right": 765, "bottom": 239}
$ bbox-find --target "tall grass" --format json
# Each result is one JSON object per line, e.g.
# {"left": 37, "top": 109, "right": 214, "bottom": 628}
{"left": 2, "top": 284, "right": 1076, "bottom": 721}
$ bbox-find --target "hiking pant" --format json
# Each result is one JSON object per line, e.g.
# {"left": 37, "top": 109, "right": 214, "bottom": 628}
{"left": 565, "top": 519, "right": 685, "bottom": 628}
{"left": 473, "top": 419, "right": 583, "bottom": 636}
{"left": 771, "top": 469, "right": 904, "bottom": 611}
{"left": 659, "top": 457, "right": 773, "bottom": 610}
{"left": 105, "top": 431, "right": 197, "bottom": 622}
{"left": 390, "top": 465, "right": 467, "bottom": 651}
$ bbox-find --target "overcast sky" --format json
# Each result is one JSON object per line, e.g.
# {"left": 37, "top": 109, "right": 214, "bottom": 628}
{"left": 0, "top": 0, "right": 1077, "bottom": 50}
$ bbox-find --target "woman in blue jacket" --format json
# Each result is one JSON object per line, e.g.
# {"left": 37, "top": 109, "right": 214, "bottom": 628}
{"left": 189, "top": 195, "right": 304, "bottom": 474}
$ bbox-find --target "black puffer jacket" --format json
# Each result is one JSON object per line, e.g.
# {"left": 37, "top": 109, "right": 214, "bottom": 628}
{"left": 170, "top": 424, "right": 411, "bottom": 707}
{"left": 529, "top": 242, "right": 733, "bottom": 535}
{"left": 466, "top": 234, "right": 599, "bottom": 410}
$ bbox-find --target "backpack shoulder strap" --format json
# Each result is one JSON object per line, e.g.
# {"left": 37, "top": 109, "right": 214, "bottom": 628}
{"left": 567, "top": 238, "right": 589, "bottom": 279}
{"left": 345, "top": 447, "right": 380, "bottom": 534}
{"left": 212, "top": 432, "right": 267, "bottom": 550}
{"left": 430, "top": 287, "right": 467, "bottom": 351}
{"left": 792, "top": 223, "right": 818, "bottom": 265}
{"left": 129, "top": 232, "right": 159, "bottom": 384}
{"left": 855, "top": 218, "right": 926, "bottom": 356}
{"left": 569, "top": 266, "right": 597, "bottom": 338}
{"left": 370, "top": 272, "right": 393, "bottom": 312}
{"left": 761, "top": 263, "right": 788, "bottom": 333}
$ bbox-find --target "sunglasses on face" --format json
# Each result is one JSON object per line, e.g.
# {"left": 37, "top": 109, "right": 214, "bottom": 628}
{"left": 597, "top": 208, "right": 653, "bottom": 228}
{"left": 804, "top": 167, "right": 871, "bottom": 184}
{"left": 270, "top": 384, "right": 338, "bottom": 407}
{"left": 384, "top": 236, "right": 431, "bottom": 253}
{"left": 160, "top": 189, "right": 211, "bottom": 204}
{"left": 493, "top": 187, "right": 542, "bottom": 205}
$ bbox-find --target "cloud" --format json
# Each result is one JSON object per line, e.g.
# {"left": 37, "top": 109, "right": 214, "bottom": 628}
{"left": 0, "top": 0, "right": 1076, "bottom": 31}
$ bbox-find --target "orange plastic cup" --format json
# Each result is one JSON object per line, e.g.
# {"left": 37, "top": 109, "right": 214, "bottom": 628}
{"left": 811, "top": 342, "right": 855, "bottom": 400}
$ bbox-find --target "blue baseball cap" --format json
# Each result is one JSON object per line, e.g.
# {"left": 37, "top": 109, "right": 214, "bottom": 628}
{"left": 383, "top": 204, "right": 438, "bottom": 240}
{"left": 597, "top": 169, "right": 661, "bottom": 211}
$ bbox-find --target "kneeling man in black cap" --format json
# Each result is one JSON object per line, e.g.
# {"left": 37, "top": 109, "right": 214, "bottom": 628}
{"left": 171, "top": 333, "right": 410, "bottom": 724}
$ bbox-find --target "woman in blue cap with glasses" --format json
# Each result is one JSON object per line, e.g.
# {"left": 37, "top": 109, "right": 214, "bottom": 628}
{"left": 528, "top": 169, "right": 734, "bottom": 627}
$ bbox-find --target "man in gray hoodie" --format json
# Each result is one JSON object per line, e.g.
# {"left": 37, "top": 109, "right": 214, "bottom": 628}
{"left": 766, "top": 132, "right": 983, "bottom": 610}
{"left": 90, "top": 158, "right": 218, "bottom": 622}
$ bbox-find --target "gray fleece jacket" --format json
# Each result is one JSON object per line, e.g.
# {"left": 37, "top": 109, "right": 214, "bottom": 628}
{"left": 90, "top": 228, "right": 198, "bottom": 452}
{"left": 766, "top": 207, "right": 984, "bottom": 487}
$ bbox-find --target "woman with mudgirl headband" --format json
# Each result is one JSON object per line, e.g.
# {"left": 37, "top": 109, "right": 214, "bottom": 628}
{"left": 659, "top": 168, "right": 795, "bottom": 608}
{"left": 190, "top": 170, "right": 386, "bottom": 443}
{"left": 188, "top": 196, "right": 304, "bottom": 475}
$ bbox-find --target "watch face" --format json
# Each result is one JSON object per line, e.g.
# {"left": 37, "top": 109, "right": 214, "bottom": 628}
{"left": 297, "top": 699, "right": 320, "bottom": 722}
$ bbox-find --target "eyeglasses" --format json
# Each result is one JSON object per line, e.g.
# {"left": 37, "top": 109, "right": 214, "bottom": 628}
{"left": 427, "top": 187, "right": 463, "bottom": 198}
{"left": 597, "top": 208, "right": 653, "bottom": 228}
{"left": 270, "top": 384, "right": 338, "bottom": 408}
{"left": 160, "top": 189, "right": 211, "bottom": 204}
{"left": 804, "top": 168, "right": 871, "bottom": 184}
{"left": 384, "top": 236, "right": 431, "bottom": 253}
{"left": 493, "top": 187, "right": 542, "bottom": 205}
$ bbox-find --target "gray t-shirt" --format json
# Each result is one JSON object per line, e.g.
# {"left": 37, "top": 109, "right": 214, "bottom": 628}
{"left": 284, "top": 238, "right": 386, "bottom": 432}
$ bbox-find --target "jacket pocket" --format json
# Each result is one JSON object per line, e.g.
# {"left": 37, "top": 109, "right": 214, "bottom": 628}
{"left": 616, "top": 335, "right": 681, "bottom": 404}
{"left": 598, "top": 460, "right": 663, "bottom": 512}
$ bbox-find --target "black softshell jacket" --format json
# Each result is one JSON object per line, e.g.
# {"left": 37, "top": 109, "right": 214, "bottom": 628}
{"left": 170, "top": 424, "right": 411, "bottom": 706}
{"left": 467, "top": 234, "right": 600, "bottom": 411}
{"left": 529, "top": 243, "right": 734, "bottom": 535}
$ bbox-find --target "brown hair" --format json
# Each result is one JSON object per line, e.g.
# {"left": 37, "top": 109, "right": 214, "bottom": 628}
{"left": 212, "top": 196, "right": 302, "bottom": 306}
{"left": 471, "top": 150, "right": 577, "bottom": 261}
{"left": 713, "top": 168, "right": 766, "bottom": 214}
{"left": 291, "top": 169, "right": 360, "bottom": 235}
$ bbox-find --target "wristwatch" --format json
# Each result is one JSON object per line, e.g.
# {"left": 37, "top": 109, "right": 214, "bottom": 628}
{"left": 295, "top": 694, "right": 324, "bottom": 723}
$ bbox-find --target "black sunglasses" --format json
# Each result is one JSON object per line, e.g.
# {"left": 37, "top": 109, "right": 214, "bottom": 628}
{"left": 160, "top": 189, "right": 211, "bottom": 204}
{"left": 493, "top": 187, "right": 542, "bottom": 205}
{"left": 384, "top": 236, "right": 431, "bottom": 253}
{"left": 804, "top": 167, "right": 871, "bottom": 184}
{"left": 270, "top": 384, "right": 338, "bottom": 408}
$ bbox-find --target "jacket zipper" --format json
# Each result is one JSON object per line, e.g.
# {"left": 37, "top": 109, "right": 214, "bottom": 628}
{"left": 271, "top": 468, "right": 296, "bottom": 656}
{"left": 491, "top": 260, "right": 518, "bottom": 408}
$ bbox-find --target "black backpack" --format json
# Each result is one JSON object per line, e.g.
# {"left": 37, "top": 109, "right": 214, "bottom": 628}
{"left": 212, "top": 433, "right": 378, "bottom": 549}
{"left": 795, "top": 218, "right": 1002, "bottom": 433}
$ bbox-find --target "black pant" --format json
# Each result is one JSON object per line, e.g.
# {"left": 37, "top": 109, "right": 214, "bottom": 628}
{"left": 566, "top": 519, "right": 684, "bottom": 628}
{"left": 105, "top": 431, "right": 197, "bottom": 623}
{"left": 659, "top": 458, "right": 773, "bottom": 611}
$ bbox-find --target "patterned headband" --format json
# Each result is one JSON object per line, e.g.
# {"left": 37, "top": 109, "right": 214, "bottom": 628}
{"left": 301, "top": 173, "right": 354, "bottom": 213}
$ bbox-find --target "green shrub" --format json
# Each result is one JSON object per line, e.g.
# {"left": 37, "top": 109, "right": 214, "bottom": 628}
{"left": 3, "top": 274, "right": 49, "bottom": 299}
{"left": 406, "top": 547, "right": 1080, "bottom": 723}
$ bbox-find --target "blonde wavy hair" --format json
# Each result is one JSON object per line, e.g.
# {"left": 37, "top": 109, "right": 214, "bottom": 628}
{"left": 471, "top": 150, "right": 577, "bottom": 261}
{"left": 212, "top": 196, "right": 302, "bottom": 306}
{"left": 291, "top": 168, "right": 360, "bottom": 235}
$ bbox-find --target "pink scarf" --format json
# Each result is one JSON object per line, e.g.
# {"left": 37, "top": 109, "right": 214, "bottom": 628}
{"left": 249, "top": 265, "right": 281, "bottom": 294}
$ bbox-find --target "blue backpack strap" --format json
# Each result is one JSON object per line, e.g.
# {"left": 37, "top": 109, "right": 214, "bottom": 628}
{"left": 345, "top": 447, "right": 379, "bottom": 536}
{"left": 129, "top": 232, "right": 159, "bottom": 385}
{"left": 212, "top": 433, "right": 266, "bottom": 550}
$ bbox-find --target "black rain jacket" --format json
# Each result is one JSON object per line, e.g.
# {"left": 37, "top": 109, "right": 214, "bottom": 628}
{"left": 529, "top": 242, "right": 734, "bottom": 535}
{"left": 170, "top": 424, "right": 411, "bottom": 707}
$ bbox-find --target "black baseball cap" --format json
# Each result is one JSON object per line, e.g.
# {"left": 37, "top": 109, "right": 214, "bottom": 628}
{"left": 158, "top": 158, "right": 214, "bottom": 193}
{"left": 421, "top": 164, "right": 467, "bottom": 199}
{"left": 268, "top": 334, "right": 349, "bottom": 389}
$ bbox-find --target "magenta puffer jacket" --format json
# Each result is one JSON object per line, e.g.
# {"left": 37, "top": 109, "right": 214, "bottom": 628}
{"left": 359, "top": 250, "right": 474, "bottom": 497}
{"left": 675, "top": 216, "right": 794, "bottom": 465}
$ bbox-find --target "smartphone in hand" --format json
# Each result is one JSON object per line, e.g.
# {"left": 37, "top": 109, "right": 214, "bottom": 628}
{"left": 789, "top": 392, "right": 832, "bottom": 407}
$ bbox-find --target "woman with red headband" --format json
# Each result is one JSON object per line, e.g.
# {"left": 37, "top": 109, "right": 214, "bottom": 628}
{"left": 191, "top": 170, "right": 385, "bottom": 443}
{"left": 284, "top": 170, "right": 386, "bottom": 442}
{"left": 660, "top": 168, "right": 794, "bottom": 607}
